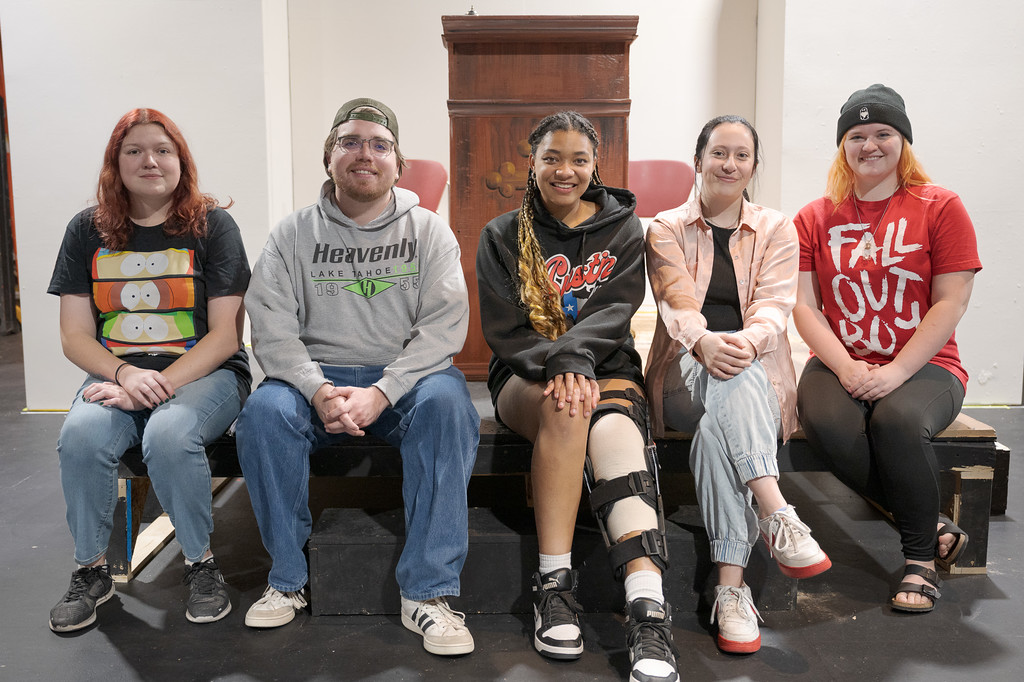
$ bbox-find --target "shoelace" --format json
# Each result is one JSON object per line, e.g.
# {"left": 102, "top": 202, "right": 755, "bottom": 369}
{"left": 710, "top": 587, "right": 763, "bottom": 625}
{"left": 417, "top": 598, "right": 468, "bottom": 634}
{"left": 256, "top": 586, "right": 307, "bottom": 609}
{"left": 536, "top": 587, "right": 583, "bottom": 628}
{"left": 62, "top": 566, "right": 108, "bottom": 602}
{"left": 765, "top": 511, "right": 812, "bottom": 552}
{"left": 628, "top": 619, "right": 678, "bottom": 661}
{"left": 182, "top": 560, "right": 220, "bottom": 596}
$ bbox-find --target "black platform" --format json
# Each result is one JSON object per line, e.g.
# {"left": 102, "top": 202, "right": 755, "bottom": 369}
{"left": 3, "top": 331, "right": 1023, "bottom": 682}
{"left": 308, "top": 506, "right": 797, "bottom": 616}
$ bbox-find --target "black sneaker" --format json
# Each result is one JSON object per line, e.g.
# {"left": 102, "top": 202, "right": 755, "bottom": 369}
{"left": 49, "top": 565, "right": 115, "bottom": 633}
{"left": 183, "top": 558, "right": 231, "bottom": 623}
{"left": 626, "top": 598, "right": 678, "bottom": 682}
{"left": 531, "top": 568, "right": 584, "bottom": 659}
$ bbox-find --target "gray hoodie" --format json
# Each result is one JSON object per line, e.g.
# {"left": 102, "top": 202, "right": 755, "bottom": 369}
{"left": 246, "top": 182, "right": 469, "bottom": 404}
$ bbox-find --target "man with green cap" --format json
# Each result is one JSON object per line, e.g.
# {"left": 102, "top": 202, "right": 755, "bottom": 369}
{"left": 235, "top": 97, "right": 479, "bottom": 656}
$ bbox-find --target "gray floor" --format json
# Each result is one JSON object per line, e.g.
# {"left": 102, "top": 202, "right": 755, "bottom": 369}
{"left": 1, "top": 330, "right": 1022, "bottom": 682}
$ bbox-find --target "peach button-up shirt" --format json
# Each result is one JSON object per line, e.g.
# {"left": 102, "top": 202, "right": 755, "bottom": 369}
{"left": 644, "top": 197, "right": 800, "bottom": 439}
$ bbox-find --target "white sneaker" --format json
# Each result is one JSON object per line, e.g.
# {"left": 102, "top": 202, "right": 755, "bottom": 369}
{"left": 757, "top": 505, "right": 832, "bottom": 579}
{"left": 711, "top": 584, "right": 763, "bottom": 654}
{"left": 244, "top": 585, "right": 307, "bottom": 628}
{"left": 401, "top": 596, "right": 475, "bottom": 656}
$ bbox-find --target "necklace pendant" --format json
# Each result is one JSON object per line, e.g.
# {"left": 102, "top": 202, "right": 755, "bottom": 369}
{"left": 860, "top": 233, "right": 877, "bottom": 261}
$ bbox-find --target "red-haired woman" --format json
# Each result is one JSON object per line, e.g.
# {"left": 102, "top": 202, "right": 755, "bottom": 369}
{"left": 793, "top": 85, "right": 981, "bottom": 613}
{"left": 46, "top": 109, "right": 250, "bottom": 631}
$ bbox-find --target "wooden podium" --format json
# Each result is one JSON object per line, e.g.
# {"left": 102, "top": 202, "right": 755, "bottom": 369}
{"left": 442, "top": 15, "right": 639, "bottom": 379}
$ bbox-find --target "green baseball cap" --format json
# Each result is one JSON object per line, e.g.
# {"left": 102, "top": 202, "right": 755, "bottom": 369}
{"left": 331, "top": 97, "right": 399, "bottom": 143}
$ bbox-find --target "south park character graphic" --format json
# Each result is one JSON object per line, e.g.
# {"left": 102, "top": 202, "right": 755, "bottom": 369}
{"left": 91, "top": 247, "right": 198, "bottom": 355}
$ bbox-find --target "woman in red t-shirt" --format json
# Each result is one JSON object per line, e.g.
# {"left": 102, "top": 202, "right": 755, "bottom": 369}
{"left": 793, "top": 84, "right": 981, "bottom": 613}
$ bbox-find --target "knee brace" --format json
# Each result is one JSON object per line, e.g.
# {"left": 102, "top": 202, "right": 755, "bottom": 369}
{"left": 585, "top": 392, "right": 669, "bottom": 579}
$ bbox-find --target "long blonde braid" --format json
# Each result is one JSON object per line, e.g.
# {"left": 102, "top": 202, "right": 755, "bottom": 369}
{"left": 517, "top": 172, "right": 567, "bottom": 340}
{"left": 516, "top": 111, "right": 603, "bottom": 341}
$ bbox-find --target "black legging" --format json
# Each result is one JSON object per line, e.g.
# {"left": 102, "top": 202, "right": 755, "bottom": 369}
{"left": 797, "top": 356, "right": 964, "bottom": 561}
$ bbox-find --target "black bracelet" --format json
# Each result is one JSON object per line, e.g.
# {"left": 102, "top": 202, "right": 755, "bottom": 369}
{"left": 114, "top": 362, "right": 130, "bottom": 386}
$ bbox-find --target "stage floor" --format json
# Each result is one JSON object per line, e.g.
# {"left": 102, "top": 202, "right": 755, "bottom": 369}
{"left": 2, "top": 331, "right": 1021, "bottom": 682}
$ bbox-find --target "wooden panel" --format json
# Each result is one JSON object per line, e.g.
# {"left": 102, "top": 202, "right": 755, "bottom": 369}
{"left": 441, "top": 14, "right": 640, "bottom": 44}
{"left": 447, "top": 44, "right": 630, "bottom": 101}
{"left": 442, "top": 15, "right": 638, "bottom": 378}
{"left": 934, "top": 413, "right": 998, "bottom": 441}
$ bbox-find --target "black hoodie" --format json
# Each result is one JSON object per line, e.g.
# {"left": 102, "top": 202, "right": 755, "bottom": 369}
{"left": 476, "top": 185, "right": 645, "bottom": 405}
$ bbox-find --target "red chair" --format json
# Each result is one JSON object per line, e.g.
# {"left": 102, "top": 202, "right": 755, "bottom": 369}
{"left": 628, "top": 160, "right": 695, "bottom": 218}
{"left": 396, "top": 159, "right": 448, "bottom": 213}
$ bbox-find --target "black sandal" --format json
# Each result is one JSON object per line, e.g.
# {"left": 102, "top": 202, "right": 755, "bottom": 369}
{"left": 935, "top": 519, "right": 969, "bottom": 570}
{"left": 890, "top": 564, "right": 941, "bottom": 613}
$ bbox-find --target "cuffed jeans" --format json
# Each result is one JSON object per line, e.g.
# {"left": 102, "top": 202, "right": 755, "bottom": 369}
{"left": 57, "top": 368, "right": 242, "bottom": 565}
{"left": 234, "top": 365, "right": 479, "bottom": 600}
{"left": 662, "top": 351, "right": 781, "bottom": 568}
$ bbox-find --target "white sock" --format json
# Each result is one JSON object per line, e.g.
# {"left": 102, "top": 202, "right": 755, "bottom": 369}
{"left": 538, "top": 552, "right": 572, "bottom": 575}
{"left": 625, "top": 571, "right": 674, "bottom": 675}
{"left": 624, "top": 570, "right": 664, "bottom": 604}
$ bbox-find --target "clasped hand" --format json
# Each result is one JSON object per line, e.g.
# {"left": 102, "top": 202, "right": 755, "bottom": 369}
{"left": 544, "top": 372, "right": 600, "bottom": 418}
{"left": 313, "top": 384, "right": 390, "bottom": 436}
{"left": 84, "top": 366, "right": 175, "bottom": 411}
{"left": 696, "top": 332, "right": 754, "bottom": 380}
{"left": 839, "top": 360, "right": 909, "bottom": 402}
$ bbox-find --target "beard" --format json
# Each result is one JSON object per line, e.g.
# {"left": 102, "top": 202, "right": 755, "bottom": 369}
{"left": 334, "top": 166, "right": 394, "bottom": 204}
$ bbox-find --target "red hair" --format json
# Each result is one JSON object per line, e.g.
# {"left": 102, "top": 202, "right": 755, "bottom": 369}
{"left": 826, "top": 132, "right": 932, "bottom": 207}
{"left": 94, "top": 109, "right": 228, "bottom": 250}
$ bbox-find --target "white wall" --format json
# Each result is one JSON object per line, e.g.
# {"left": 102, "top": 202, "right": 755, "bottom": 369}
{"left": 5, "top": 0, "right": 1020, "bottom": 406}
{"left": 3, "top": 0, "right": 274, "bottom": 409}
{"left": 286, "top": 0, "right": 757, "bottom": 214}
{"left": 769, "top": 0, "right": 1024, "bottom": 404}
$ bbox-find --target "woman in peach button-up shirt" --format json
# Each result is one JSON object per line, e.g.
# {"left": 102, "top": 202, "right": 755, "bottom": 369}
{"left": 643, "top": 116, "right": 830, "bottom": 655}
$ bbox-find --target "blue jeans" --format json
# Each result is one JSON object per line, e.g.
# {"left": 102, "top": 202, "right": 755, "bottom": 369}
{"left": 662, "top": 351, "right": 781, "bottom": 567}
{"left": 57, "top": 368, "right": 242, "bottom": 565}
{"left": 234, "top": 365, "right": 479, "bottom": 600}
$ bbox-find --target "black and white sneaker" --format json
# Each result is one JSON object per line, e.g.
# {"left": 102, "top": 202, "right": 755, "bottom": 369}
{"left": 183, "top": 557, "right": 232, "bottom": 623}
{"left": 49, "top": 565, "right": 115, "bottom": 633}
{"left": 626, "top": 598, "right": 678, "bottom": 682}
{"left": 532, "top": 568, "right": 584, "bottom": 660}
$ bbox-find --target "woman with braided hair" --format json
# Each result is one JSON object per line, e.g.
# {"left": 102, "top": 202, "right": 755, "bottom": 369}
{"left": 477, "top": 111, "right": 677, "bottom": 682}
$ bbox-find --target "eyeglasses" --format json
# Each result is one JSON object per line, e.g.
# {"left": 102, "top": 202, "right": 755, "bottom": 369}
{"left": 335, "top": 135, "right": 395, "bottom": 158}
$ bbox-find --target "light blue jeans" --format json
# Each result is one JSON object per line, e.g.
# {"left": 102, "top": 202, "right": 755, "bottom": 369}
{"left": 234, "top": 365, "right": 479, "bottom": 601}
{"left": 662, "top": 351, "right": 781, "bottom": 567}
{"left": 57, "top": 368, "right": 243, "bottom": 565}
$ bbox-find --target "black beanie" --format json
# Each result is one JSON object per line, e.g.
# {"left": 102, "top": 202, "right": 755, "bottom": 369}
{"left": 836, "top": 84, "right": 912, "bottom": 146}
